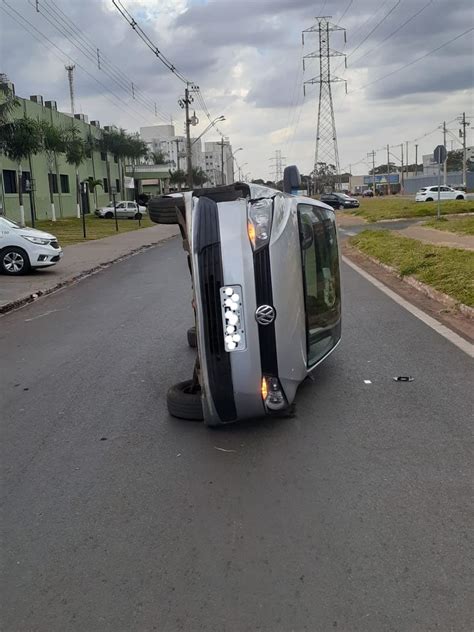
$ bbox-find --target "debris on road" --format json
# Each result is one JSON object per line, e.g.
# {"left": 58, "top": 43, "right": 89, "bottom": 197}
{"left": 214, "top": 446, "right": 236, "bottom": 453}
{"left": 393, "top": 376, "right": 414, "bottom": 382}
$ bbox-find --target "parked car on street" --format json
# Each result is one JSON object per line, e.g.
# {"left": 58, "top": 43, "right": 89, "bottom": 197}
{"left": 320, "top": 192, "right": 360, "bottom": 210}
{"left": 148, "top": 166, "right": 341, "bottom": 426}
{"left": 362, "top": 189, "right": 374, "bottom": 197}
{"left": 0, "top": 216, "right": 63, "bottom": 275}
{"left": 415, "top": 186, "right": 466, "bottom": 202}
{"left": 95, "top": 201, "right": 147, "bottom": 219}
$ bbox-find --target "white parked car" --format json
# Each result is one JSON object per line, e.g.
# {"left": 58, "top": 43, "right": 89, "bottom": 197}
{"left": 0, "top": 216, "right": 63, "bottom": 275}
{"left": 95, "top": 201, "right": 147, "bottom": 219}
{"left": 415, "top": 186, "right": 466, "bottom": 202}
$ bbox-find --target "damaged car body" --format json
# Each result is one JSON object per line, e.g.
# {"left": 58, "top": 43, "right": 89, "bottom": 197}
{"left": 148, "top": 166, "right": 341, "bottom": 426}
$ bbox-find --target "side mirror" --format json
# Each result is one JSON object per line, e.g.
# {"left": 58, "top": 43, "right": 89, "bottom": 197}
{"left": 283, "top": 165, "right": 301, "bottom": 194}
{"left": 300, "top": 220, "right": 313, "bottom": 250}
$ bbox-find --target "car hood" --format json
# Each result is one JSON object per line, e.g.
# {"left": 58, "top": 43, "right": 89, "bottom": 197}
{"left": 19, "top": 227, "right": 56, "bottom": 240}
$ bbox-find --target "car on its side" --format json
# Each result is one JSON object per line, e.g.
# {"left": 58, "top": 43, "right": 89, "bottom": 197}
{"left": 320, "top": 192, "right": 360, "bottom": 210}
{"left": 415, "top": 186, "right": 466, "bottom": 202}
{"left": 148, "top": 166, "right": 342, "bottom": 426}
{"left": 0, "top": 216, "right": 63, "bottom": 275}
{"left": 95, "top": 201, "right": 147, "bottom": 219}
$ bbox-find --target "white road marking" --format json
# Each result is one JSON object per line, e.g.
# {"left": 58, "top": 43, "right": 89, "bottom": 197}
{"left": 342, "top": 256, "right": 474, "bottom": 358}
{"left": 364, "top": 380, "right": 372, "bottom": 384}
{"left": 24, "top": 309, "right": 61, "bottom": 322}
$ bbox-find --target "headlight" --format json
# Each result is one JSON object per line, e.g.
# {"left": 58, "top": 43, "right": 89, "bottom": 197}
{"left": 21, "top": 235, "right": 51, "bottom": 245}
{"left": 247, "top": 198, "right": 273, "bottom": 251}
{"left": 261, "top": 376, "right": 287, "bottom": 411}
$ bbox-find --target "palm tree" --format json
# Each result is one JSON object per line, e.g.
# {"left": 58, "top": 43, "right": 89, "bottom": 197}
{"left": 149, "top": 149, "right": 167, "bottom": 165}
{"left": 39, "top": 121, "right": 66, "bottom": 221}
{"left": 65, "top": 127, "right": 87, "bottom": 219}
{"left": 192, "top": 167, "right": 209, "bottom": 187}
{"left": 0, "top": 74, "right": 19, "bottom": 126}
{"left": 169, "top": 168, "right": 186, "bottom": 191}
{"left": 0, "top": 117, "right": 43, "bottom": 226}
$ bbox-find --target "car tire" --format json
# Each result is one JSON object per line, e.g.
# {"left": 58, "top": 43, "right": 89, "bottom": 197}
{"left": 456, "top": 195, "right": 464, "bottom": 200}
{"left": 148, "top": 196, "right": 184, "bottom": 225}
{"left": 105, "top": 211, "right": 114, "bottom": 219}
{"left": 1, "top": 246, "right": 31, "bottom": 276}
{"left": 134, "top": 212, "right": 142, "bottom": 220}
{"left": 167, "top": 380, "right": 203, "bottom": 421}
{"left": 187, "top": 326, "right": 197, "bottom": 348}
{"left": 425, "top": 198, "right": 433, "bottom": 202}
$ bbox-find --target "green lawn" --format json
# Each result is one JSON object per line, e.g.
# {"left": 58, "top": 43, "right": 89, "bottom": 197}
{"left": 349, "top": 230, "right": 474, "bottom": 307}
{"left": 422, "top": 215, "right": 474, "bottom": 236}
{"left": 349, "top": 196, "right": 474, "bottom": 222}
{"left": 33, "top": 216, "right": 154, "bottom": 246}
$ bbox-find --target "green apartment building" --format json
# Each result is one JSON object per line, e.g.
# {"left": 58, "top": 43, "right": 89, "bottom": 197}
{"left": 1, "top": 93, "right": 135, "bottom": 223}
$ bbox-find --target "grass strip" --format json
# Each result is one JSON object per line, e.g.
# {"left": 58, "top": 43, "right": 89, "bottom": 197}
{"left": 349, "top": 230, "right": 474, "bottom": 307}
{"left": 349, "top": 198, "right": 474, "bottom": 222}
{"left": 34, "top": 216, "right": 154, "bottom": 246}
{"left": 422, "top": 215, "right": 474, "bottom": 236}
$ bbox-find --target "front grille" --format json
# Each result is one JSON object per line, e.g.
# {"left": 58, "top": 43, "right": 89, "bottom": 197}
{"left": 196, "top": 197, "right": 237, "bottom": 423}
{"left": 254, "top": 248, "right": 278, "bottom": 377}
{"left": 50, "top": 240, "right": 59, "bottom": 249}
{"left": 51, "top": 255, "right": 60, "bottom": 262}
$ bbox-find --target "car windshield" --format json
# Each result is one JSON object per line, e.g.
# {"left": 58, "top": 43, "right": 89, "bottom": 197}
{"left": 337, "top": 193, "right": 351, "bottom": 200}
{"left": 419, "top": 188, "right": 427, "bottom": 192}
{"left": 0, "top": 217, "right": 21, "bottom": 228}
{"left": 106, "top": 202, "right": 114, "bottom": 207}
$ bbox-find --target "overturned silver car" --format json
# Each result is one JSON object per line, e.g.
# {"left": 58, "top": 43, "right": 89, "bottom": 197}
{"left": 149, "top": 166, "right": 341, "bottom": 426}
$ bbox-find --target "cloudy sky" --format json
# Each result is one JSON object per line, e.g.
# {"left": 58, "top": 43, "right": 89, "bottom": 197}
{"left": 1, "top": 0, "right": 473, "bottom": 179}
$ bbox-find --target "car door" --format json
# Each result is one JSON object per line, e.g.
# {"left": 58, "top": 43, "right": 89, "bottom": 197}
{"left": 440, "top": 186, "right": 452, "bottom": 200}
{"left": 128, "top": 202, "right": 138, "bottom": 217}
{"left": 115, "top": 202, "right": 127, "bottom": 217}
{"left": 298, "top": 203, "right": 341, "bottom": 368}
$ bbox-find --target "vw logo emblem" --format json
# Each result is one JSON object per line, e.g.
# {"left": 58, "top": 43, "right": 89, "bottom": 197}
{"left": 255, "top": 305, "right": 276, "bottom": 326}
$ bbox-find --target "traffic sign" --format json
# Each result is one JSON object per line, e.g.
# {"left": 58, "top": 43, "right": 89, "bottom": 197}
{"left": 433, "top": 145, "right": 447, "bottom": 164}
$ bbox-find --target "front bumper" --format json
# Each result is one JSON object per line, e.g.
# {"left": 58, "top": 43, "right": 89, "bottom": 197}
{"left": 30, "top": 243, "right": 63, "bottom": 267}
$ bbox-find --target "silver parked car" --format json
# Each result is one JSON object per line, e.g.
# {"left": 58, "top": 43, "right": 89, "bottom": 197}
{"left": 95, "top": 200, "right": 146, "bottom": 219}
{"left": 148, "top": 166, "right": 341, "bottom": 426}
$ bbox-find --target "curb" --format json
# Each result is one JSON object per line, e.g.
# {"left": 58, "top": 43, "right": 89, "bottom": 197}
{"left": 344, "top": 245, "right": 474, "bottom": 320}
{"left": 0, "top": 234, "right": 178, "bottom": 316}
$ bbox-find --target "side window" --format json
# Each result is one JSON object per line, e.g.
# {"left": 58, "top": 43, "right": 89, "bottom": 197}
{"left": 117, "top": 203, "right": 125, "bottom": 209}
{"left": 298, "top": 204, "right": 341, "bottom": 367}
{"left": 440, "top": 186, "right": 450, "bottom": 191}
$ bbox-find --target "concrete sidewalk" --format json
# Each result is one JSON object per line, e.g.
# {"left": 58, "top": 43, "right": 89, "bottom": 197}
{"left": 0, "top": 224, "right": 180, "bottom": 313}
{"left": 396, "top": 225, "right": 474, "bottom": 250}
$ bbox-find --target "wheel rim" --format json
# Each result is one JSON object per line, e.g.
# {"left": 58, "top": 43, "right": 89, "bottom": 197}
{"left": 4, "top": 251, "right": 24, "bottom": 272}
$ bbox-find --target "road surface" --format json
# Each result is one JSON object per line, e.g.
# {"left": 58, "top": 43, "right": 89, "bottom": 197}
{"left": 1, "top": 237, "right": 472, "bottom": 632}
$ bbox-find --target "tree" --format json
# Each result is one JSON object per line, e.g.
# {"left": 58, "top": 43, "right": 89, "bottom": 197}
{"left": 0, "top": 73, "right": 19, "bottom": 126}
{"left": 101, "top": 129, "right": 148, "bottom": 198}
{"left": 40, "top": 121, "right": 66, "bottom": 221}
{"left": 149, "top": 149, "right": 167, "bottom": 164}
{"left": 313, "top": 162, "right": 337, "bottom": 192}
{"left": 0, "top": 117, "right": 43, "bottom": 226}
{"left": 65, "top": 126, "right": 87, "bottom": 219}
{"left": 192, "top": 167, "right": 208, "bottom": 187}
{"left": 169, "top": 168, "right": 186, "bottom": 191}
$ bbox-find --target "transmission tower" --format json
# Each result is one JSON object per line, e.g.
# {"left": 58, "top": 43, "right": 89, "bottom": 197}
{"left": 269, "top": 149, "right": 286, "bottom": 183}
{"left": 302, "top": 17, "right": 347, "bottom": 190}
{"left": 65, "top": 64, "right": 76, "bottom": 116}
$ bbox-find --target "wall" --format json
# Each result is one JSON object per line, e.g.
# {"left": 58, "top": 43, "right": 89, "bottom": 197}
{"left": 0, "top": 96, "right": 121, "bottom": 222}
{"left": 402, "top": 171, "right": 474, "bottom": 194}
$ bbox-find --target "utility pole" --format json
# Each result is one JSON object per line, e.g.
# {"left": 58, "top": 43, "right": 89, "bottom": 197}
{"left": 220, "top": 138, "right": 225, "bottom": 185}
{"left": 386, "top": 144, "right": 390, "bottom": 194}
{"left": 65, "top": 64, "right": 75, "bottom": 115}
{"left": 175, "top": 139, "right": 181, "bottom": 171}
{"left": 405, "top": 140, "right": 409, "bottom": 181}
{"left": 269, "top": 150, "right": 286, "bottom": 184}
{"left": 178, "top": 85, "right": 194, "bottom": 188}
{"left": 400, "top": 143, "right": 404, "bottom": 193}
{"left": 415, "top": 144, "right": 418, "bottom": 176}
{"left": 303, "top": 17, "right": 347, "bottom": 192}
{"left": 367, "top": 150, "right": 376, "bottom": 195}
{"left": 443, "top": 121, "right": 448, "bottom": 185}
{"left": 458, "top": 112, "right": 470, "bottom": 187}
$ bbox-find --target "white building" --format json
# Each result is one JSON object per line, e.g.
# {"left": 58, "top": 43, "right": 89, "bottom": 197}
{"left": 139, "top": 124, "right": 203, "bottom": 173}
{"left": 204, "top": 139, "right": 234, "bottom": 186}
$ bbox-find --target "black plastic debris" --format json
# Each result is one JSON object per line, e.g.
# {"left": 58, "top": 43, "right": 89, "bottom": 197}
{"left": 393, "top": 376, "right": 414, "bottom": 382}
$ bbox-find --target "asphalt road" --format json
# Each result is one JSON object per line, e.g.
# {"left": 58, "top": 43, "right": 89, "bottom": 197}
{"left": 1, "top": 237, "right": 472, "bottom": 632}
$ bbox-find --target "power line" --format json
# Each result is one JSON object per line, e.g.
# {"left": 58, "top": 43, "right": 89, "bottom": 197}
{"left": 29, "top": 0, "right": 170, "bottom": 122}
{"left": 349, "top": 0, "right": 434, "bottom": 68}
{"left": 337, "top": 0, "right": 354, "bottom": 24}
{"left": 1, "top": 0, "right": 150, "bottom": 125}
{"left": 346, "top": 1, "right": 402, "bottom": 63}
{"left": 352, "top": 27, "right": 474, "bottom": 93}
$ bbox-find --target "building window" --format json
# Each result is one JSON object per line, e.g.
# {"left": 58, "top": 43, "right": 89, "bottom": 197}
{"left": 60, "top": 174, "right": 70, "bottom": 193}
{"left": 103, "top": 177, "right": 109, "bottom": 193}
{"left": 101, "top": 151, "right": 107, "bottom": 161}
{"left": 3, "top": 169, "right": 17, "bottom": 194}
{"left": 21, "top": 172, "right": 31, "bottom": 193}
{"left": 115, "top": 179, "right": 120, "bottom": 193}
{"left": 113, "top": 155, "right": 118, "bottom": 164}
{"left": 49, "top": 173, "right": 59, "bottom": 194}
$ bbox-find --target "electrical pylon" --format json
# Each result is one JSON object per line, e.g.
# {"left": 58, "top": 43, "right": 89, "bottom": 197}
{"left": 302, "top": 17, "right": 346, "bottom": 190}
{"left": 269, "top": 149, "right": 286, "bottom": 183}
